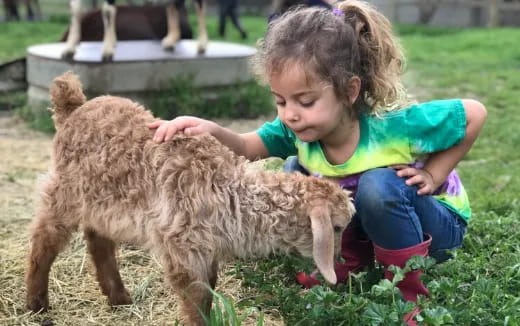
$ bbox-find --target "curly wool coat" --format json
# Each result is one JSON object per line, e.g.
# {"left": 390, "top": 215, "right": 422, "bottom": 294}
{"left": 25, "top": 72, "right": 355, "bottom": 325}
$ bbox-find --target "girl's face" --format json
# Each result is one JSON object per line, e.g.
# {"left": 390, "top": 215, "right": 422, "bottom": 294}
{"left": 270, "top": 63, "right": 351, "bottom": 144}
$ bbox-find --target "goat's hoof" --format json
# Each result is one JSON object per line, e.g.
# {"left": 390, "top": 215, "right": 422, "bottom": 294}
{"left": 109, "top": 290, "right": 132, "bottom": 306}
{"left": 101, "top": 54, "right": 114, "bottom": 62}
{"left": 26, "top": 296, "right": 49, "bottom": 313}
{"left": 197, "top": 46, "right": 206, "bottom": 55}
{"left": 41, "top": 318, "right": 55, "bottom": 326}
{"left": 163, "top": 45, "right": 175, "bottom": 52}
{"left": 61, "top": 51, "right": 75, "bottom": 61}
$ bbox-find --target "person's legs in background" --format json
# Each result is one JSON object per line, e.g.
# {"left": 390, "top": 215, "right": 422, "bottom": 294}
{"left": 218, "top": 0, "right": 247, "bottom": 39}
{"left": 218, "top": 0, "right": 228, "bottom": 37}
{"left": 228, "top": 0, "right": 247, "bottom": 39}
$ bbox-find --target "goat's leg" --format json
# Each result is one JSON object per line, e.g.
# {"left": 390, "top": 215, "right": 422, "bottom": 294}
{"left": 194, "top": 0, "right": 208, "bottom": 54}
{"left": 84, "top": 229, "right": 132, "bottom": 306}
{"left": 162, "top": 2, "right": 181, "bottom": 51}
{"left": 208, "top": 260, "right": 218, "bottom": 289}
{"left": 101, "top": 0, "right": 117, "bottom": 61}
{"left": 25, "top": 206, "right": 75, "bottom": 312}
{"left": 62, "top": 0, "right": 82, "bottom": 59}
{"left": 164, "top": 258, "right": 216, "bottom": 325}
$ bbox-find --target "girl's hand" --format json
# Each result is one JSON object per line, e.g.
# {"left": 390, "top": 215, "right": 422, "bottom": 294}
{"left": 390, "top": 165, "right": 437, "bottom": 195}
{"left": 148, "top": 116, "right": 217, "bottom": 143}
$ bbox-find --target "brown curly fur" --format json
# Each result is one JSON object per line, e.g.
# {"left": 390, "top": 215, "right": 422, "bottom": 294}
{"left": 25, "top": 71, "right": 355, "bottom": 325}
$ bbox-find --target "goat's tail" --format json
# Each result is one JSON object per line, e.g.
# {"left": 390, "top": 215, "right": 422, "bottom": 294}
{"left": 49, "top": 71, "right": 86, "bottom": 126}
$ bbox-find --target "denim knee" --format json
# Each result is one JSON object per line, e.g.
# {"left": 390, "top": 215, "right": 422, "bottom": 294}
{"left": 283, "top": 156, "right": 309, "bottom": 175}
{"left": 354, "top": 168, "right": 425, "bottom": 245}
{"left": 429, "top": 220, "right": 467, "bottom": 263}
{"left": 355, "top": 168, "right": 409, "bottom": 219}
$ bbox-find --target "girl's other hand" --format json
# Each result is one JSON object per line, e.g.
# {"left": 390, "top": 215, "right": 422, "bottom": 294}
{"left": 148, "top": 116, "right": 217, "bottom": 143}
{"left": 390, "top": 165, "right": 436, "bottom": 195}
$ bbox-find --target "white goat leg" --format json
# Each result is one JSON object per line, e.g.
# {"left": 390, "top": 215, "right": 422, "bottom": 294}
{"left": 162, "top": 3, "right": 181, "bottom": 51}
{"left": 101, "top": 2, "right": 117, "bottom": 61}
{"left": 62, "top": 0, "right": 82, "bottom": 59}
{"left": 194, "top": 1, "right": 208, "bottom": 54}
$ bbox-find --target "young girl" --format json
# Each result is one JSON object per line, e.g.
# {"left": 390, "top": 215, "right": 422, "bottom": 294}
{"left": 149, "top": 0, "right": 487, "bottom": 323}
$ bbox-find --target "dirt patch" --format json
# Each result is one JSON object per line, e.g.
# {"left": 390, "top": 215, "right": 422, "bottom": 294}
{"left": 0, "top": 111, "right": 282, "bottom": 325}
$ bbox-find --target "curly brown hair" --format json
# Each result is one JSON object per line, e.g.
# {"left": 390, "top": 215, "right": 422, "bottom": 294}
{"left": 251, "top": 0, "right": 411, "bottom": 116}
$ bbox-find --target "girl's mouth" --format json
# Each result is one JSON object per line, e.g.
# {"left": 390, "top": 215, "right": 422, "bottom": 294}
{"left": 293, "top": 126, "right": 310, "bottom": 134}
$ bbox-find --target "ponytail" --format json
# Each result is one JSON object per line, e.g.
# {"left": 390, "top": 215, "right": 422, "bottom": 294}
{"left": 337, "top": 1, "right": 410, "bottom": 112}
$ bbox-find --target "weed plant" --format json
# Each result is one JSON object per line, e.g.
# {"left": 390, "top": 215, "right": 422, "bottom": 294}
{"left": 15, "top": 102, "right": 55, "bottom": 133}
{"left": 152, "top": 76, "right": 273, "bottom": 120}
{"left": 204, "top": 286, "right": 265, "bottom": 326}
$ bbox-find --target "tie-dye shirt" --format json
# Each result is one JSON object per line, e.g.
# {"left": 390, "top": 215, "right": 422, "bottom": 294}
{"left": 257, "top": 99, "right": 471, "bottom": 221}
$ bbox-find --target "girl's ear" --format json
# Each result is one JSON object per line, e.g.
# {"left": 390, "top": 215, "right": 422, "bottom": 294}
{"left": 347, "top": 76, "right": 361, "bottom": 106}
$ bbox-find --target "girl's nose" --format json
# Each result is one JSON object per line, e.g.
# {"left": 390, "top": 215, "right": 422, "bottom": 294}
{"left": 283, "top": 102, "right": 300, "bottom": 122}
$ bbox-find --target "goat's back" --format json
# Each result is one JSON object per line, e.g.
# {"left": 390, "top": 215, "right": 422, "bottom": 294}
{"left": 50, "top": 95, "right": 244, "bottom": 229}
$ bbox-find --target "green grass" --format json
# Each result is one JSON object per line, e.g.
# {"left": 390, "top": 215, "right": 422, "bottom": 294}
{"left": 152, "top": 76, "right": 273, "bottom": 120}
{"left": 0, "top": 19, "right": 67, "bottom": 62}
{"left": 205, "top": 286, "right": 265, "bottom": 326}
{"left": 233, "top": 25, "right": 520, "bottom": 325}
{"left": 1, "top": 15, "right": 519, "bottom": 325}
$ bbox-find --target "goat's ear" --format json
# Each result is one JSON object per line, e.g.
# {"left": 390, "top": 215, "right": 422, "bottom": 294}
{"left": 309, "top": 204, "right": 336, "bottom": 284}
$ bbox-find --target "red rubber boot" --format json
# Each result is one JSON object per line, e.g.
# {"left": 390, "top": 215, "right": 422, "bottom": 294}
{"left": 374, "top": 234, "right": 432, "bottom": 325}
{"left": 296, "top": 223, "right": 374, "bottom": 288}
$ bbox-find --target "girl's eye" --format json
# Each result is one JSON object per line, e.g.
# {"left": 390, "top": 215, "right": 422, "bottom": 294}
{"left": 301, "top": 101, "right": 315, "bottom": 108}
{"left": 274, "top": 97, "right": 285, "bottom": 107}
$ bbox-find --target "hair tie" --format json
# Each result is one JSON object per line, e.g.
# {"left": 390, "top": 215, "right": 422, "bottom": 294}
{"left": 332, "top": 8, "right": 344, "bottom": 17}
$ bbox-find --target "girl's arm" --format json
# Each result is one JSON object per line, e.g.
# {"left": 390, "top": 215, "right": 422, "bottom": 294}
{"left": 213, "top": 129, "right": 270, "bottom": 161}
{"left": 148, "top": 116, "right": 270, "bottom": 161}
{"left": 395, "top": 99, "right": 487, "bottom": 195}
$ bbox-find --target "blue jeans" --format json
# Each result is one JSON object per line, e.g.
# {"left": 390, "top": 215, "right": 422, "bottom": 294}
{"left": 284, "top": 158, "right": 467, "bottom": 263}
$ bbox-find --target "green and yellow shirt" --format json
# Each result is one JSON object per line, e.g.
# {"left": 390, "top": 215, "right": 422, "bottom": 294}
{"left": 257, "top": 99, "right": 471, "bottom": 221}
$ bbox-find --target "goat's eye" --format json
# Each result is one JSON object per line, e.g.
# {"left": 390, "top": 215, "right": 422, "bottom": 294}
{"left": 334, "top": 226, "right": 342, "bottom": 233}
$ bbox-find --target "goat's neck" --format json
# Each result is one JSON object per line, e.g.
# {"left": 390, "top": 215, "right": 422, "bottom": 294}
{"left": 222, "top": 170, "right": 308, "bottom": 259}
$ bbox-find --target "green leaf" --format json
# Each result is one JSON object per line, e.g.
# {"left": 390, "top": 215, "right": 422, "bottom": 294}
{"left": 422, "top": 307, "right": 455, "bottom": 325}
{"left": 362, "top": 303, "right": 390, "bottom": 326}
{"left": 371, "top": 279, "right": 396, "bottom": 297}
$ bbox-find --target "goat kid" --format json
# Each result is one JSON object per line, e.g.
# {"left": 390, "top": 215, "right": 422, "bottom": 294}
{"left": 25, "top": 71, "right": 355, "bottom": 325}
{"left": 63, "top": 0, "right": 207, "bottom": 61}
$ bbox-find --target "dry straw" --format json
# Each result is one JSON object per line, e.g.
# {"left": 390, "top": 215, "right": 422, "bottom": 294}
{"left": 0, "top": 115, "right": 282, "bottom": 326}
